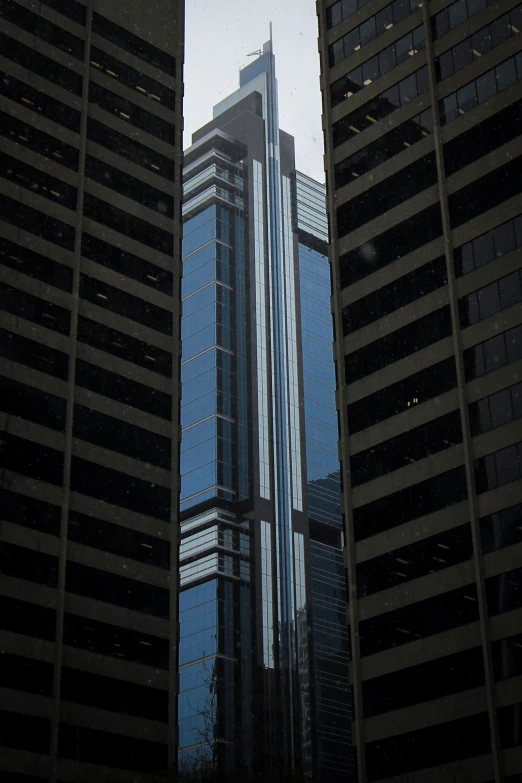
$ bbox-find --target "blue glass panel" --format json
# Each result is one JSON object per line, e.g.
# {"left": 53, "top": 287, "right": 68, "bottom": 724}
{"left": 182, "top": 324, "right": 216, "bottom": 361}
{"left": 181, "top": 417, "right": 217, "bottom": 452}
{"left": 181, "top": 348, "right": 216, "bottom": 383}
{"left": 182, "top": 283, "right": 216, "bottom": 318}
{"left": 182, "top": 205, "right": 215, "bottom": 239}
{"left": 181, "top": 391, "right": 216, "bottom": 428}
{"left": 181, "top": 301, "right": 216, "bottom": 341}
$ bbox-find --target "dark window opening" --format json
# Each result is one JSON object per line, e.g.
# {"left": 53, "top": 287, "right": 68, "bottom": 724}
{"left": 0, "top": 32, "right": 82, "bottom": 95}
{"left": 464, "top": 324, "right": 522, "bottom": 381}
{"left": 92, "top": 12, "right": 176, "bottom": 77}
{"left": 0, "top": 110, "right": 79, "bottom": 171}
{"left": 70, "top": 455, "right": 171, "bottom": 522}
{"left": 0, "top": 281, "right": 71, "bottom": 335}
{"left": 454, "top": 213, "right": 522, "bottom": 277}
{"left": 432, "top": 0, "right": 496, "bottom": 41}
{"left": 353, "top": 465, "right": 468, "bottom": 540}
{"left": 0, "top": 71, "right": 81, "bottom": 132}
{"left": 0, "top": 653, "right": 54, "bottom": 697}
{"left": 481, "top": 502, "right": 522, "bottom": 554}
{"left": 0, "top": 431, "right": 64, "bottom": 487}
{"left": 0, "top": 327, "right": 69, "bottom": 380}
{"left": 345, "top": 305, "right": 452, "bottom": 383}
{"left": 493, "top": 632, "right": 522, "bottom": 681}
{"left": 83, "top": 193, "right": 173, "bottom": 255}
{"left": 39, "top": 0, "right": 86, "bottom": 25}
{"left": 0, "top": 488, "right": 61, "bottom": 537}
{"left": 0, "top": 710, "right": 51, "bottom": 755}
{"left": 347, "top": 356, "right": 457, "bottom": 434}
{"left": 0, "top": 376, "right": 66, "bottom": 431}
{"left": 87, "top": 117, "right": 174, "bottom": 180}
{"left": 470, "top": 382, "right": 522, "bottom": 437}
{"left": 89, "top": 82, "right": 175, "bottom": 145}
{"left": 0, "top": 195, "right": 75, "bottom": 250}
{"left": 58, "top": 722, "right": 167, "bottom": 773}
{"left": 65, "top": 560, "right": 169, "bottom": 618}
{"left": 0, "top": 0, "right": 85, "bottom": 59}
{"left": 475, "top": 441, "right": 522, "bottom": 494}
{"left": 73, "top": 404, "right": 171, "bottom": 470}
{"left": 79, "top": 272, "right": 173, "bottom": 335}
{"left": 82, "top": 233, "right": 173, "bottom": 295}
{"left": 0, "top": 540, "right": 58, "bottom": 587}
{"left": 0, "top": 237, "right": 73, "bottom": 291}
{"left": 0, "top": 596, "right": 56, "bottom": 640}
{"left": 459, "top": 269, "right": 522, "bottom": 328}
{"left": 487, "top": 566, "right": 522, "bottom": 615}
{"left": 76, "top": 315, "right": 172, "bottom": 377}
{"left": 498, "top": 701, "right": 522, "bottom": 749}
{"left": 89, "top": 46, "right": 175, "bottom": 111}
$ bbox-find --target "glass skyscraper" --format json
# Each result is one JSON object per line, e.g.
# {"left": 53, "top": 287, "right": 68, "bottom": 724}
{"left": 178, "top": 38, "right": 354, "bottom": 782}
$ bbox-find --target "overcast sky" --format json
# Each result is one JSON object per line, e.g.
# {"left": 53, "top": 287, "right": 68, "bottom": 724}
{"left": 184, "top": 0, "right": 325, "bottom": 183}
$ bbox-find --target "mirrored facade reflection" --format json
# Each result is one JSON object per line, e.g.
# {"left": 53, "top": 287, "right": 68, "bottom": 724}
{"left": 178, "top": 37, "right": 354, "bottom": 782}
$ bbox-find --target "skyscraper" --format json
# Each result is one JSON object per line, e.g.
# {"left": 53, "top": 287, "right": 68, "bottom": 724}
{"left": 318, "top": 0, "right": 522, "bottom": 780}
{"left": 178, "top": 37, "right": 354, "bottom": 781}
{"left": 0, "top": 1, "right": 184, "bottom": 781}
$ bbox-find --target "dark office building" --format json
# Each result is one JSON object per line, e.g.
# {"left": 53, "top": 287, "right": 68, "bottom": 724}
{"left": 318, "top": 0, "right": 522, "bottom": 780}
{"left": 0, "top": 1, "right": 183, "bottom": 781}
{"left": 178, "top": 38, "right": 354, "bottom": 781}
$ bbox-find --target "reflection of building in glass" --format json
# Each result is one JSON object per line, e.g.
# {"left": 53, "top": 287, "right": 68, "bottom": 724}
{"left": 0, "top": 1, "right": 183, "bottom": 781}
{"left": 178, "top": 37, "right": 355, "bottom": 781}
{"left": 318, "top": 0, "right": 522, "bottom": 780}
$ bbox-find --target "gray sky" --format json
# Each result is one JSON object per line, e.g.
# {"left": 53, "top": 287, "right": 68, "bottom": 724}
{"left": 184, "top": 0, "right": 325, "bottom": 183}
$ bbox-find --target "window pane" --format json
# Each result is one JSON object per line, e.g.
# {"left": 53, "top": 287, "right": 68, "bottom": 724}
{"left": 496, "top": 58, "right": 517, "bottom": 92}
{"left": 473, "top": 232, "right": 495, "bottom": 267}
{"left": 499, "top": 272, "right": 522, "bottom": 310}
{"left": 449, "top": 0, "right": 467, "bottom": 29}
{"left": 477, "top": 281, "right": 501, "bottom": 321}
{"left": 457, "top": 82, "right": 478, "bottom": 113}
{"left": 472, "top": 27, "right": 492, "bottom": 57}
{"left": 476, "top": 69, "right": 497, "bottom": 103}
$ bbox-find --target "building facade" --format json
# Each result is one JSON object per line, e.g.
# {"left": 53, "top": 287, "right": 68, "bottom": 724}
{"left": 178, "top": 40, "right": 354, "bottom": 781}
{"left": 0, "top": 1, "right": 184, "bottom": 781}
{"left": 318, "top": 0, "right": 522, "bottom": 780}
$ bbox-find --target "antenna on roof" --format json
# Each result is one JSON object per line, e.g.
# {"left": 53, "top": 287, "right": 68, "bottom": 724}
{"left": 246, "top": 50, "right": 262, "bottom": 57}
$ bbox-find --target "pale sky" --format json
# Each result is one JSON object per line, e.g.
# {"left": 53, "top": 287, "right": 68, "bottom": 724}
{"left": 184, "top": 0, "right": 325, "bottom": 183}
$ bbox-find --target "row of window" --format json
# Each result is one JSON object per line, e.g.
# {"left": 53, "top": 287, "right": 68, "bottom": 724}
{"left": 449, "top": 153, "right": 522, "bottom": 228}
{"left": 347, "top": 356, "right": 457, "bottom": 434}
{"left": 1, "top": 32, "right": 83, "bottom": 95}
{"left": 89, "top": 81, "right": 175, "bottom": 146}
{"left": 1, "top": 0, "right": 85, "bottom": 59}
{"left": 459, "top": 267, "right": 522, "bottom": 328}
{"left": 464, "top": 323, "right": 522, "bottom": 381}
{"left": 2, "top": 150, "right": 77, "bottom": 210}
{"left": 329, "top": 0, "right": 422, "bottom": 66}
{"left": 0, "top": 109, "right": 79, "bottom": 171}
{"left": 0, "top": 375, "right": 66, "bottom": 432}
{"left": 333, "top": 64, "right": 429, "bottom": 148}
{"left": 83, "top": 193, "right": 173, "bottom": 255}
{"left": 0, "top": 280, "right": 71, "bottom": 336}
{"left": 436, "top": 4, "right": 522, "bottom": 82}
{"left": 475, "top": 440, "right": 522, "bottom": 493}
{"left": 331, "top": 25, "right": 425, "bottom": 107}
{"left": 481, "top": 501, "right": 522, "bottom": 554}
{"left": 327, "top": 0, "right": 374, "bottom": 28}
{"left": 337, "top": 150, "right": 437, "bottom": 235}
{"left": 334, "top": 107, "right": 432, "bottom": 188}
{"left": 350, "top": 410, "right": 463, "bottom": 486}
{"left": 432, "top": 0, "right": 496, "bottom": 41}
{"left": 345, "top": 305, "right": 452, "bottom": 384}
{"left": 342, "top": 255, "right": 447, "bottom": 335}
{"left": 455, "top": 213, "right": 522, "bottom": 277}
{"left": 87, "top": 117, "right": 175, "bottom": 180}
{"left": 470, "top": 382, "right": 522, "bottom": 437}
{"left": 0, "top": 70, "right": 81, "bottom": 133}
{"left": 439, "top": 52, "right": 522, "bottom": 125}
{"left": 92, "top": 11, "right": 176, "bottom": 78}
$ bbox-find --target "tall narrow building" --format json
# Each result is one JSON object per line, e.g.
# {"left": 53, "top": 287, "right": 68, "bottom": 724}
{"left": 178, "top": 38, "right": 354, "bottom": 781}
{"left": 318, "top": 0, "right": 522, "bottom": 780}
{"left": 0, "top": 1, "right": 184, "bottom": 781}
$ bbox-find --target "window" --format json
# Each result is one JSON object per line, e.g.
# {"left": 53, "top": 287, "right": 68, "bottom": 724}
{"left": 0, "top": 711, "right": 51, "bottom": 755}
{"left": 464, "top": 324, "right": 522, "bottom": 381}
{"left": 70, "top": 456, "right": 171, "bottom": 522}
{"left": 331, "top": 26, "right": 425, "bottom": 107}
{"left": 340, "top": 202, "right": 442, "bottom": 288}
{"left": 79, "top": 273, "right": 172, "bottom": 335}
{"left": 347, "top": 356, "right": 458, "bottom": 434}
{"left": 363, "top": 646, "right": 484, "bottom": 717}
{"left": 0, "top": 327, "right": 69, "bottom": 380}
{"left": 0, "top": 596, "right": 56, "bottom": 641}
{"left": 0, "top": 376, "right": 66, "bottom": 431}
{"left": 455, "top": 214, "right": 522, "bottom": 277}
{"left": 83, "top": 193, "right": 173, "bottom": 255}
{"left": 39, "top": 0, "right": 86, "bottom": 24}
{"left": 439, "top": 53, "right": 522, "bottom": 125}
{"left": 481, "top": 502, "right": 522, "bottom": 554}
{"left": 435, "top": 6, "right": 521, "bottom": 81}
{"left": 60, "top": 667, "right": 168, "bottom": 721}
{"left": 84, "top": 155, "right": 174, "bottom": 218}
{"left": 0, "top": 432, "right": 64, "bottom": 487}
{"left": 89, "top": 82, "right": 175, "bottom": 146}
{"left": 0, "top": 488, "right": 61, "bottom": 537}
{"left": 366, "top": 711, "right": 490, "bottom": 780}
{"left": 0, "top": 0, "right": 85, "bottom": 59}
{"left": 92, "top": 12, "right": 176, "bottom": 76}
{"left": 498, "top": 701, "right": 522, "bottom": 749}
{"left": 433, "top": 0, "right": 498, "bottom": 41}
{"left": 328, "top": 0, "right": 423, "bottom": 64}
{"left": 82, "top": 233, "right": 173, "bottom": 295}
{"left": 0, "top": 195, "right": 75, "bottom": 250}
{"left": 449, "top": 156, "right": 522, "bottom": 228}
{"left": 0, "top": 541, "right": 58, "bottom": 587}
{"left": 58, "top": 722, "right": 167, "bottom": 774}
{"left": 460, "top": 269, "right": 522, "bottom": 328}
{"left": 351, "top": 410, "right": 463, "bottom": 486}
{"left": 68, "top": 510, "right": 170, "bottom": 569}
{"left": 444, "top": 99, "right": 522, "bottom": 177}
{"left": 470, "top": 382, "right": 522, "bottom": 436}
{"left": 75, "top": 359, "right": 172, "bottom": 421}
{"left": 62, "top": 612, "right": 168, "bottom": 668}
{"left": 493, "top": 632, "right": 522, "bottom": 681}
{"left": 334, "top": 108, "right": 433, "bottom": 188}
{"left": 77, "top": 315, "right": 172, "bottom": 377}
{"left": 0, "top": 653, "right": 53, "bottom": 697}
{"left": 0, "top": 33, "right": 83, "bottom": 95}
{"left": 337, "top": 151, "right": 437, "bottom": 235}
{"left": 343, "top": 256, "right": 446, "bottom": 335}
{"left": 87, "top": 118, "right": 175, "bottom": 180}
{"left": 0, "top": 237, "right": 73, "bottom": 292}
{"left": 345, "top": 306, "right": 452, "bottom": 383}
{"left": 90, "top": 46, "right": 175, "bottom": 111}
{"left": 353, "top": 465, "right": 468, "bottom": 540}
{"left": 486, "top": 566, "right": 522, "bottom": 615}
{"left": 475, "top": 441, "right": 522, "bottom": 493}
{"left": 0, "top": 282, "right": 71, "bottom": 335}
{"left": 65, "top": 560, "right": 169, "bottom": 618}
{"left": 0, "top": 110, "right": 79, "bottom": 171}
{"left": 73, "top": 404, "right": 171, "bottom": 470}
{"left": 357, "top": 522, "right": 473, "bottom": 597}
{"left": 0, "top": 71, "right": 81, "bottom": 132}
